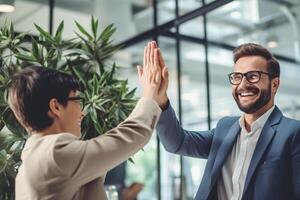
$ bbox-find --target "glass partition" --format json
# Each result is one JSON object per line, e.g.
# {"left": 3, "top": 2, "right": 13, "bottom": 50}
{"left": 53, "top": 0, "right": 154, "bottom": 42}
{"left": 207, "top": 0, "right": 300, "bottom": 60}
{"left": 0, "top": 0, "right": 49, "bottom": 34}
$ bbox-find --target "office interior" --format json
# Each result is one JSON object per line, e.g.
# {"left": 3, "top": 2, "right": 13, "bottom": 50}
{"left": 1, "top": 0, "right": 300, "bottom": 199}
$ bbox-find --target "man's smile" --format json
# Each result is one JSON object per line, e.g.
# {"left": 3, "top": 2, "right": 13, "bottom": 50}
{"left": 236, "top": 89, "right": 259, "bottom": 102}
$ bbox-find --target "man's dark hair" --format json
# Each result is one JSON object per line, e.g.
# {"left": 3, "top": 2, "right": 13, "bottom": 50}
{"left": 233, "top": 43, "right": 280, "bottom": 78}
{"left": 8, "top": 66, "right": 81, "bottom": 132}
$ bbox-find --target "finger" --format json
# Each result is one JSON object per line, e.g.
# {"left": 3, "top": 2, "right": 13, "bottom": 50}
{"left": 147, "top": 42, "right": 151, "bottom": 66}
{"left": 137, "top": 65, "right": 143, "bottom": 78}
{"left": 143, "top": 46, "right": 147, "bottom": 67}
{"left": 162, "top": 66, "right": 168, "bottom": 79}
{"left": 154, "top": 48, "right": 160, "bottom": 68}
{"left": 150, "top": 42, "right": 154, "bottom": 66}
{"left": 137, "top": 65, "right": 143, "bottom": 83}
{"left": 162, "top": 66, "right": 169, "bottom": 84}
{"left": 159, "top": 67, "right": 169, "bottom": 91}
{"left": 152, "top": 40, "right": 157, "bottom": 48}
{"left": 158, "top": 49, "right": 165, "bottom": 68}
{"left": 155, "top": 70, "right": 161, "bottom": 84}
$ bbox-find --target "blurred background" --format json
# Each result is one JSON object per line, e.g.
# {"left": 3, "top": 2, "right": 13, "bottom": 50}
{"left": 1, "top": 0, "right": 300, "bottom": 199}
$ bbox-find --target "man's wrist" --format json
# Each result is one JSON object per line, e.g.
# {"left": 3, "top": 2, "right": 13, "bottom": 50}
{"left": 159, "top": 98, "right": 169, "bottom": 111}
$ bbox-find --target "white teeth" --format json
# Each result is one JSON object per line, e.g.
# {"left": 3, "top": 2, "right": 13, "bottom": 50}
{"left": 240, "top": 92, "right": 255, "bottom": 97}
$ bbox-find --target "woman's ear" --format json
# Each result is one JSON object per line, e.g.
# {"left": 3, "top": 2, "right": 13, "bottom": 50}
{"left": 48, "top": 98, "right": 62, "bottom": 118}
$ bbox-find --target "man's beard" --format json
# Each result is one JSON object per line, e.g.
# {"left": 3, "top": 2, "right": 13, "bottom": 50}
{"left": 233, "top": 83, "right": 271, "bottom": 114}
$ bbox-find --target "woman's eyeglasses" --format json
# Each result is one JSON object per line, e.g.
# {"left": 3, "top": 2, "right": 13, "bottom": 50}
{"left": 66, "top": 97, "right": 85, "bottom": 110}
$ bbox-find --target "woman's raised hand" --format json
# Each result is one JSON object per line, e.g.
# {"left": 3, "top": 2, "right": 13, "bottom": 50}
{"left": 137, "top": 41, "right": 162, "bottom": 102}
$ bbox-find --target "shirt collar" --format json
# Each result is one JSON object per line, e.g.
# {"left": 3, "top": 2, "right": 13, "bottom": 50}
{"left": 239, "top": 105, "right": 275, "bottom": 133}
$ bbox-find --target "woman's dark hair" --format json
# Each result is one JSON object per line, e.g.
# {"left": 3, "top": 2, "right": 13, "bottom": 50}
{"left": 233, "top": 43, "right": 280, "bottom": 78}
{"left": 8, "top": 66, "right": 81, "bottom": 132}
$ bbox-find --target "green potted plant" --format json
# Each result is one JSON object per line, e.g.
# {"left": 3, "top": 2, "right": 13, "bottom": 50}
{"left": 0, "top": 17, "right": 137, "bottom": 199}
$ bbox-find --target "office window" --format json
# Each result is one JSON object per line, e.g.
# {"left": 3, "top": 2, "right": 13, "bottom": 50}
{"left": 180, "top": 41, "right": 208, "bottom": 199}
{"left": 53, "top": 0, "right": 154, "bottom": 42}
{"left": 207, "top": 0, "right": 300, "bottom": 60}
{"left": 112, "top": 40, "right": 159, "bottom": 199}
{"left": 0, "top": 0, "right": 49, "bottom": 34}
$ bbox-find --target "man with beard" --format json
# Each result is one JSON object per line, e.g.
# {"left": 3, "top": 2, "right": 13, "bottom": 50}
{"left": 154, "top": 43, "right": 300, "bottom": 200}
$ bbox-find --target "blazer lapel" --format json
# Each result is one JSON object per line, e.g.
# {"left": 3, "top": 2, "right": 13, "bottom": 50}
{"left": 242, "top": 106, "right": 282, "bottom": 197}
{"left": 210, "top": 120, "right": 241, "bottom": 188}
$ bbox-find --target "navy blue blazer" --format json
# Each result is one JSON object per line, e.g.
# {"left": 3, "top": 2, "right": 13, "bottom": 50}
{"left": 156, "top": 105, "right": 300, "bottom": 200}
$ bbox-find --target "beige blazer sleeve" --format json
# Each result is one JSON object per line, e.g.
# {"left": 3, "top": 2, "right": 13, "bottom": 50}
{"left": 52, "top": 98, "right": 161, "bottom": 186}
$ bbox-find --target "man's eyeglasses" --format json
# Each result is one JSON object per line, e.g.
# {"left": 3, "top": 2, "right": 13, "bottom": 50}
{"left": 67, "top": 97, "right": 85, "bottom": 110}
{"left": 228, "top": 70, "right": 271, "bottom": 85}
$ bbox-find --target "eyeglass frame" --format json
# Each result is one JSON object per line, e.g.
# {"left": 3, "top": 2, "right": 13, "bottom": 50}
{"left": 227, "top": 70, "right": 273, "bottom": 85}
{"left": 66, "top": 96, "right": 85, "bottom": 110}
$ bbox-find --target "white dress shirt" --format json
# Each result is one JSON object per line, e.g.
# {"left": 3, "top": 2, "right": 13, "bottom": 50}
{"left": 217, "top": 106, "right": 275, "bottom": 200}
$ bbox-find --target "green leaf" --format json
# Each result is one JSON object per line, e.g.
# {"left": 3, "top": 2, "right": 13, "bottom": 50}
{"left": 96, "top": 98, "right": 111, "bottom": 106}
{"left": 15, "top": 53, "right": 36, "bottom": 62}
{"left": 75, "top": 21, "right": 93, "bottom": 41}
{"left": 94, "top": 104, "right": 106, "bottom": 113}
{"left": 74, "top": 33, "right": 95, "bottom": 55}
{"left": 68, "top": 65, "right": 87, "bottom": 89}
{"left": 34, "top": 24, "right": 54, "bottom": 42}
{"left": 0, "top": 74, "right": 5, "bottom": 85}
{"left": 92, "top": 74, "right": 100, "bottom": 95}
{"left": 2, "top": 110, "right": 27, "bottom": 139}
{"left": 56, "top": 59, "right": 68, "bottom": 69}
{"left": 108, "top": 63, "right": 116, "bottom": 82}
{"left": 15, "top": 32, "right": 27, "bottom": 40}
{"left": 63, "top": 48, "right": 93, "bottom": 58}
{"left": 31, "top": 38, "right": 39, "bottom": 59}
{"left": 93, "top": 121, "right": 103, "bottom": 134}
{"left": 0, "top": 135, "right": 8, "bottom": 154}
{"left": 9, "top": 23, "right": 14, "bottom": 39}
{"left": 125, "top": 88, "right": 137, "bottom": 99}
{"left": 91, "top": 16, "right": 98, "bottom": 38}
{"left": 54, "top": 21, "right": 64, "bottom": 42}
{"left": 0, "top": 39, "right": 10, "bottom": 49}
{"left": 118, "top": 109, "right": 127, "bottom": 120}
{"left": 97, "top": 24, "right": 115, "bottom": 42}
{"left": 90, "top": 107, "right": 98, "bottom": 124}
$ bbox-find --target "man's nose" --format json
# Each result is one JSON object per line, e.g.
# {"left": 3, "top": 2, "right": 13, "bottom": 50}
{"left": 239, "top": 75, "right": 251, "bottom": 86}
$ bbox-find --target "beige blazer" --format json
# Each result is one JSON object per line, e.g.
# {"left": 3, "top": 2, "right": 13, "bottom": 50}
{"left": 15, "top": 98, "right": 161, "bottom": 200}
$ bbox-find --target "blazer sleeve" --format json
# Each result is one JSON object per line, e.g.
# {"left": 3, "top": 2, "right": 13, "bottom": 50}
{"left": 291, "top": 126, "right": 300, "bottom": 199}
{"left": 156, "top": 103, "right": 213, "bottom": 159}
{"left": 52, "top": 98, "right": 161, "bottom": 185}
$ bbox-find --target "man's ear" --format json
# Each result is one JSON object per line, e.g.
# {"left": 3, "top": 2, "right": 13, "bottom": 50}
{"left": 48, "top": 98, "right": 62, "bottom": 118}
{"left": 272, "top": 77, "right": 280, "bottom": 94}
